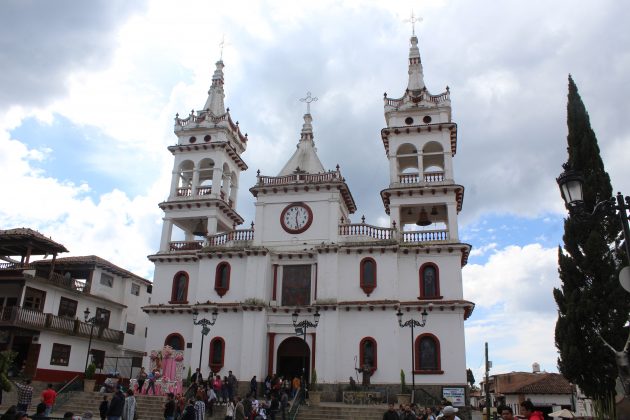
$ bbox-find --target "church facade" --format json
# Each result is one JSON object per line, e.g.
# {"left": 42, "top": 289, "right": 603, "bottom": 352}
{"left": 144, "top": 33, "right": 474, "bottom": 397}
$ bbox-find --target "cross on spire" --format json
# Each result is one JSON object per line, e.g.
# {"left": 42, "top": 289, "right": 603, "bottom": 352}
{"left": 219, "top": 35, "right": 227, "bottom": 60}
{"left": 405, "top": 10, "right": 423, "bottom": 36}
{"left": 300, "top": 91, "right": 318, "bottom": 114}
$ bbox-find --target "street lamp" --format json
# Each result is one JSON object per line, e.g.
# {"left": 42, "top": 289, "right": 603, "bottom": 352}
{"left": 83, "top": 307, "right": 103, "bottom": 372}
{"left": 396, "top": 306, "right": 428, "bottom": 392}
{"left": 292, "top": 309, "right": 320, "bottom": 379}
{"left": 192, "top": 308, "right": 218, "bottom": 379}
{"left": 557, "top": 165, "right": 630, "bottom": 395}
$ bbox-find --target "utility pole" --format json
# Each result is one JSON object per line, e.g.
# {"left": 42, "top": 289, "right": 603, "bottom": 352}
{"left": 485, "top": 342, "right": 491, "bottom": 420}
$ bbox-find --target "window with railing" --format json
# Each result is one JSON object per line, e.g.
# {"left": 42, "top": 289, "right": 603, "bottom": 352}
{"left": 51, "top": 343, "right": 71, "bottom": 366}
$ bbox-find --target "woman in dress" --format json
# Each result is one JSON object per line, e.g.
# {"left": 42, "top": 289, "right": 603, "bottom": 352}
{"left": 122, "top": 389, "right": 136, "bottom": 420}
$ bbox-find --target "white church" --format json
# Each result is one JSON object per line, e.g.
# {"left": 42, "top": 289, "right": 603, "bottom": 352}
{"left": 144, "top": 32, "right": 474, "bottom": 399}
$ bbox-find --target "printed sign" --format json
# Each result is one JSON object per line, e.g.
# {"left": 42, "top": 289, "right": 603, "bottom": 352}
{"left": 442, "top": 387, "right": 466, "bottom": 407}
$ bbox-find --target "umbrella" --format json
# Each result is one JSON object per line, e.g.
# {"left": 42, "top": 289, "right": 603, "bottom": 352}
{"left": 549, "top": 408, "right": 576, "bottom": 418}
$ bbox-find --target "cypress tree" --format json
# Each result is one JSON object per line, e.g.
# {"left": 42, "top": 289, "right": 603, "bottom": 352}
{"left": 553, "top": 75, "right": 629, "bottom": 401}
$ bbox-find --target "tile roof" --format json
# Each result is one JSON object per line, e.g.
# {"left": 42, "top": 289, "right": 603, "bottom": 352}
{"left": 495, "top": 372, "right": 572, "bottom": 395}
{"left": 33, "top": 255, "right": 151, "bottom": 284}
{"left": 0, "top": 228, "right": 69, "bottom": 253}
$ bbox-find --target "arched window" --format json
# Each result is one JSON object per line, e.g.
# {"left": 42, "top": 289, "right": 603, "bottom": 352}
{"left": 419, "top": 263, "right": 441, "bottom": 299}
{"left": 215, "top": 262, "right": 231, "bottom": 297}
{"left": 360, "top": 258, "right": 377, "bottom": 296}
{"left": 415, "top": 333, "right": 442, "bottom": 373}
{"left": 164, "top": 333, "right": 185, "bottom": 351}
{"left": 209, "top": 337, "right": 225, "bottom": 373}
{"left": 170, "top": 271, "right": 189, "bottom": 303}
{"left": 359, "top": 337, "right": 377, "bottom": 371}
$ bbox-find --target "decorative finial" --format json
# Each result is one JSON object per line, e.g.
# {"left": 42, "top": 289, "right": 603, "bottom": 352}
{"left": 336, "top": 164, "right": 340, "bottom": 171}
{"left": 361, "top": 215, "right": 366, "bottom": 224}
{"left": 405, "top": 10, "right": 422, "bottom": 36}
{"left": 251, "top": 221, "right": 255, "bottom": 229}
{"left": 300, "top": 91, "right": 318, "bottom": 114}
{"left": 257, "top": 169, "right": 260, "bottom": 176}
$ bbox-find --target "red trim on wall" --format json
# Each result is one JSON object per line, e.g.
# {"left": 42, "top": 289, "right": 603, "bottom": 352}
{"left": 34, "top": 368, "right": 82, "bottom": 382}
{"left": 418, "top": 263, "right": 441, "bottom": 299}
{"left": 359, "top": 336, "right": 378, "bottom": 371}
{"left": 414, "top": 333, "right": 442, "bottom": 373}
{"left": 214, "top": 262, "right": 231, "bottom": 297}
{"left": 164, "top": 333, "right": 185, "bottom": 351}
{"left": 272, "top": 265, "right": 278, "bottom": 301}
{"left": 170, "top": 271, "right": 189, "bottom": 304}
{"left": 314, "top": 263, "right": 318, "bottom": 300}
{"left": 267, "top": 333, "right": 276, "bottom": 376}
{"left": 209, "top": 336, "right": 226, "bottom": 373}
{"left": 359, "top": 257, "right": 377, "bottom": 296}
{"left": 310, "top": 333, "right": 316, "bottom": 373}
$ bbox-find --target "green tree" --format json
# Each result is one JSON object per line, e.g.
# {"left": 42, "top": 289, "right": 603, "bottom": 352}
{"left": 466, "top": 368, "right": 475, "bottom": 387}
{"left": 554, "top": 75, "right": 629, "bottom": 402}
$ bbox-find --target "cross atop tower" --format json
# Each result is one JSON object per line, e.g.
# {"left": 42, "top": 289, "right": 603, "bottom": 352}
{"left": 300, "top": 91, "right": 318, "bottom": 114}
{"left": 219, "top": 35, "right": 227, "bottom": 61}
{"left": 405, "top": 10, "right": 423, "bottom": 36}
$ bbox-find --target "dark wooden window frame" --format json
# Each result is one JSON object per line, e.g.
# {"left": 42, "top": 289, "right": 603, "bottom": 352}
{"left": 359, "top": 336, "right": 378, "bottom": 371}
{"left": 126, "top": 322, "right": 136, "bottom": 335}
{"left": 414, "top": 333, "right": 443, "bottom": 374}
{"left": 418, "top": 262, "right": 442, "bottom": 299}
{"left": 208, "top": 337, "right": 225, "bottom": 373}
{"left": 170, "top": 271, "right": 189, "bottom": 304}
{"left": 58, "top": 296, "right": 78, "bottom": 318}
{"left": 214, "top": 263, "right": 231, "bottom": 298}
{"left": 50, "top": 343, "right": 71, "bottom": 366}
{"left": 359, "top": 257, "right": 377, "bottom": 296}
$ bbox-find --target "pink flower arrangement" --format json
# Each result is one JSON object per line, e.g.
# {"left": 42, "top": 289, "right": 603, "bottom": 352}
{"left": 162, "top": 345, "right": 174, "bottom": 359}
{"left": 174, "top": 354, "right": 184, "bottom": 362}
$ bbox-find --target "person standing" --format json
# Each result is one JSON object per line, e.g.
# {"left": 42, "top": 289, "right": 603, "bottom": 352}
{"left": 268, "top": 394, "right": 279, "bottom": 420}
{"left": 439, "top": 406, "right": 461, "bottom": 420}
{"left": 193, "top": 395, "right": 205, "bottom": 420}
{"left": 122, "top": 389, "right": 136, "bottom": 420}
{"left": 382, "top": 403, "right": 399, "bottom": 420}
{"left": 498, "top": 406, "right": 514, "bottom": 420}
{"left": 234, "top": 397, "right": 245, "bottom": 420}
{"left": 136, "top": 368, "right": 147, "bottom": 394}
{"left": 13, "top": 378, "right": 33, "bottom": 412}
{"left": 191, "top": 368, "right": 202, "bottom": 385}
{"left": 280, "top": 391, "right": 288, "bottom": 420}
{"left": 206, "top": 387, "right": 216, "bottom": 416}
{"left": 180, "top": 399, "right": 196, "bottom": 420}
{"left": 518, "top": 401, "right": 544, "bottom": 420}
{"left": 99, "top": 396, "right": 109, "bottom": 420}
{"left": 163, "top": 393, "right": 176, "bottom": 420}
{"left": 290, "top": 377, "right": 299, "bottom": 399}
{"left": 225, "top": 399, "right": 235, "bottom": 420}
{"left": 107, "top": 387, "right": 125, "bottom": 420}
{"left": 250, "top": 376, "right": 257, "bottom": 397}
{"left": 227, "top": 371, "right": 237, "bottom": 401}
{"left": 41, "top": 383, "right": 57, "bottom": 416}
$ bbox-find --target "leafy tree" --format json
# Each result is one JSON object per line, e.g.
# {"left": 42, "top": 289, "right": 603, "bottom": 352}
{"left": 554, "top": 75, "right": 630, "bottom": 402}
{"left": 466, "top": 368, "right": 475, "bottom": 387}
{"left": 0, "top": 351, "right": 16, "bottom": 392}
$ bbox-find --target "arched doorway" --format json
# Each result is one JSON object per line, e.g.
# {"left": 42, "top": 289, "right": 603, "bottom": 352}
{"left": 276, "top": 337, "right": 310, "bottom": 382}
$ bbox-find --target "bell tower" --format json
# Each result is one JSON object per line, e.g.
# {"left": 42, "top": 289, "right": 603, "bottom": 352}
{"left": 158, "top": 59, "right": 249, "bottom": 252}
{"left": 380, "top": 33, "right": 464, "bottom": 242}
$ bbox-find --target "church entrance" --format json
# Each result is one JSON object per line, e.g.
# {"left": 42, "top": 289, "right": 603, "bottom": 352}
{"left": 276, "top": 337, "right": 310, "bottom": 383}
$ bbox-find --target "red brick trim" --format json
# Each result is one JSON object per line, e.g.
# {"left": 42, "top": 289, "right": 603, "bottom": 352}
{"left": 359, "top": 257, "right": 377, "bottom": 296}
{"left": 209, "top": 337, "right": 225, "bottom": 373}
{"left": 169, "top": 271, "right": 189, "bottom": 304}
{"left": 359, "top": 337, "right": 378, "bottom": 371}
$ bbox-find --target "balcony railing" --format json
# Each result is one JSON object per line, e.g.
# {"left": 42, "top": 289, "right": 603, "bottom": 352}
{"left": 0, "top": 307, "right": 124, "bottom": 344}
{"left": 257, "top": 171, "right": 341, "bottom": 186}
{"left": 207, "top": 228, "right": 254, "bottom": 247}
{"left": 171, "top": 187, "right": 232, "bottom": 207}
{"left": 169, "top": 241, "right": 203, "bottom": 251}
{"left": 0, "top": 262, "right": 33, "bottom": 270}
{"left": 338, "top": 223, "right": 396, "bottom": 241}
{"left": 398, "top": 172, "right": 445, "bottom": 184}
{"left": 402, "top": 229, "right": 449, "bottom": 243}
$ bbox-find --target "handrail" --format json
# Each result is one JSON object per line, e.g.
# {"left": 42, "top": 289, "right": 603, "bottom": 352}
{"left": 339, "top": 223, "right": 395, "bottom": 240}
{"left": 289, "top": 388, "right": 303, "bottom": 420}
{"left": 207, "top": 229, "right": 254, "bottom": 246}
{"left": 257, "top": 171, "right": 342, "bottom": 186}
{"left": 53, "top": 374, "right": 83, "bottom": 412}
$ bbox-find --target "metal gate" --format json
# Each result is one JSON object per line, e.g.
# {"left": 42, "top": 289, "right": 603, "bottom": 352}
{"left": 100, "top": 356, "right": 143, "bottom": 379}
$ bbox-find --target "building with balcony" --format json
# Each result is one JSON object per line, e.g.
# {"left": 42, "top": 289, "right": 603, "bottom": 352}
{"left": 144, "top": 30, "right": 474, "bottom": 399}
{"left": 0, "top": 228, "right": 151, "bottom": 382}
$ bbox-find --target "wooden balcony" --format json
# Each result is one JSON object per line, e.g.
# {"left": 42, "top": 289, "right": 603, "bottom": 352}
{"left": 0, "top": 306, "right": 124, "bottom": 344}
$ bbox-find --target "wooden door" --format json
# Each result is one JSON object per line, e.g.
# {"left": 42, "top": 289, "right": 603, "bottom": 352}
{"left": 23, "top": 342, "right": 40, "bottom": 377}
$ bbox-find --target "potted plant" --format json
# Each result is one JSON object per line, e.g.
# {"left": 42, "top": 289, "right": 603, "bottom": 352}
{"left": 397, "top": 369, "right": 411, "bottom": 405}
{"left": 84, "top": 363, "right": 97, "bottom": 391}
{"left": 308, "top": 369, "right": 322, "bottom": 405}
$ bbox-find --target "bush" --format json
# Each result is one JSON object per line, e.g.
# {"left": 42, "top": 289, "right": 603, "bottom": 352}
{"left": 400, "top": 369, "right": 410, "bottom": 394}
{"left": 85, "top": 363, "right": 96, "bottom": 379}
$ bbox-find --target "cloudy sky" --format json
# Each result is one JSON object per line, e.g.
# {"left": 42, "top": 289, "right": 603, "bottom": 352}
{"left": 2, "top": 0, "right": 629, "bottom": 382}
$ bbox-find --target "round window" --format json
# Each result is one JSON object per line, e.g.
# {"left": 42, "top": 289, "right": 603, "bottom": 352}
{"left": 423, "top": 116, "right": 432, "bottom": 124}
{"left": 405, "top": 117, "right": 414, "bottom": 125}
{"left": 204, "top": 135, "right": 211, "bottom": 142}
{"left": 189, "top": 136, "right": 197, "bottom": 143}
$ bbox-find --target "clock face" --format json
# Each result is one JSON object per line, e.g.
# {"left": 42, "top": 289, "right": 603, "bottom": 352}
{"left": 280, "top": 203, "right": 313, "bottom": 234}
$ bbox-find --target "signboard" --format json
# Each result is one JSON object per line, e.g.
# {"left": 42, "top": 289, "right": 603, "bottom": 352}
{"left": 442, "top": 387, "right": 466, "bottom": 407}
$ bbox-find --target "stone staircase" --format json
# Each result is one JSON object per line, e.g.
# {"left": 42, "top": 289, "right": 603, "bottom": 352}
{"left": 295, "top": 403, "right": 388, "bottom": 420}
{"left": 52, "top": 391, "right": 227, "bottom": 420}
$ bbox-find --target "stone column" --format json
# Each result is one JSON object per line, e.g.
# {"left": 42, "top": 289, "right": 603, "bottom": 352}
{"left": 160, "top": 219, "right": 174, "bottom": 252}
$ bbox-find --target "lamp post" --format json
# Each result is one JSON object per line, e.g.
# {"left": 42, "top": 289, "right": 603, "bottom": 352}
{"left": 291, "top": 309, "right": 320, "bottom": 379}
{"left": 83, "top": 307, "right": 103, "bottom": 372}
{"left": 396, "top": 307, "right": 428, "bottom": 392}
{"left": 192, "top": 308, "right": 218, "bottom": 379}
{"left": 557, "top": 166, "right": 630, "bottom": 396}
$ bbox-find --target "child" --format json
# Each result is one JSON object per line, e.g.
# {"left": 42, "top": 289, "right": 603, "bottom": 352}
{"left": 99, "top": 395, "right": 108, "bottom": 420}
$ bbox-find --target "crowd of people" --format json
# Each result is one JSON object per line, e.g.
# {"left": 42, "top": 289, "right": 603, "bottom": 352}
{"left": 382, "top": 402, "right": 461, "bottom": 420}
